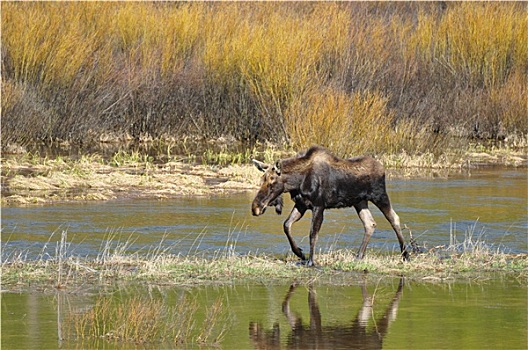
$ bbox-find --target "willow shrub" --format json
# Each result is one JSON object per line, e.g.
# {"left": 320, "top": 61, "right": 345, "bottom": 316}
{"left": 285, "top": 88, "right": 398, "bottom": 157}
{"left": 2, "top": 2, "right": 527, "bottom": 155}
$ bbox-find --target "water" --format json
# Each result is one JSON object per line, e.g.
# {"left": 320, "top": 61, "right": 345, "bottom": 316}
{"left": 2, "top": 168, "right": 527, "bottom": 261}
{"left": 1, "top": 278, "right": 526, "bottom": 349}
{"left": 1, "top": 168, "right": 527, "bottom": 349}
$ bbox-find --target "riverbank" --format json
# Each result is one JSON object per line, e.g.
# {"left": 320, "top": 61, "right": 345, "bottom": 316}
{"left": 2, "top": 145, "right": 526, "bottom": 206}
{"left": 2, "top": 243, "right": 526, "bottom": 294}
{"left": 1, "top": 153, "right": 260, "bottom": 205}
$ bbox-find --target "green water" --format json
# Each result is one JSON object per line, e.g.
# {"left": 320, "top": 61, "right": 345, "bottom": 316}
{"left": 2, "top": 278, "right": 526, "bottom": 349}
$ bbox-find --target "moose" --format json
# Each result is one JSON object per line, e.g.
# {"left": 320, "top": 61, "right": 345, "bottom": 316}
{"left": 249, "top": 278, "right": 405, "bottom": 349}
{"left": 251, "top": 145, "right": 409, "bottom": 266}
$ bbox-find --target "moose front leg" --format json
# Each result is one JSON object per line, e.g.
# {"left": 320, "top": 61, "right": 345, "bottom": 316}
{"left": 283, "top": 205, "right": 307, "bottom": 261}
{"left": 307, "top": 206, "right": 324, "bottom": 267}
{"left": 355, "top": 201, "right": 377, "bottom": 260}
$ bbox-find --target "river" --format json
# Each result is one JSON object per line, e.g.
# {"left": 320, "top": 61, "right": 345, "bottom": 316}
{"left": 1, "top": 277, "right": 526, "bottom": 349}
{"left": 1, "top": 168, "right": 527, "bottom": 349}
{"left": 2, "top": 168, "right": 527, "bottom": 260}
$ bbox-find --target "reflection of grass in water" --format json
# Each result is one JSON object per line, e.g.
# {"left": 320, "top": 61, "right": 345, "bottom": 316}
{"left": 65, "top": 294, "right": 230, "bottom": 346}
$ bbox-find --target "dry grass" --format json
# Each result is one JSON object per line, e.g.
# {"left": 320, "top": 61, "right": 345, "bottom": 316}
{"left": 2, "top": 142, "right": 525, "bottom": 206}
{"left": 2, "top": 227, "right": 526, "bottom": 291}
{"left": 1, "top": 152, "right": 260, "bottom": 205}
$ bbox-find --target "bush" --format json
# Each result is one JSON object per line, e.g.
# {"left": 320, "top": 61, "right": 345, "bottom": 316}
{"left": 2, "top": 2, "right": 527, "bottom": 154}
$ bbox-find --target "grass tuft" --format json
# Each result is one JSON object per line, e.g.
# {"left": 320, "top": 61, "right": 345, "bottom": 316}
{"left": 2, "top": 226, "right": 525, "bottom": 290}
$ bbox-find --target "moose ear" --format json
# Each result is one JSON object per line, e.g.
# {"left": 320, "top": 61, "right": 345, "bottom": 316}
{"left": 273, "top": 160, "right": 281, "bottom": 176}
{"left": 252, "top": 159, "right": 269, "bottom": 172}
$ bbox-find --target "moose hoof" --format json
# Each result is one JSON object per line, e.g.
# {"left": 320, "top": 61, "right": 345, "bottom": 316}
{"left": 306, "top": 260, "right": 316, "bottom": 267}
{"left": 402, "top": 251, "right": 411, "bottom": 262}
{"left": 296, "top": 248, "right": 306, "bottom": 261}
{"left": 295, "top": 260, "right": 308, "bottom": 267}
{"left": 297, "top": 260, "right": 316, "bottom": 268}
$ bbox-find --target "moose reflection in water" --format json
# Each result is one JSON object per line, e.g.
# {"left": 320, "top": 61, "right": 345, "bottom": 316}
{"left": 252, "top": 145, "right": 409, "bottom": 266}
{"left": 249, "top": 278, "right": 404, "bottom": 350}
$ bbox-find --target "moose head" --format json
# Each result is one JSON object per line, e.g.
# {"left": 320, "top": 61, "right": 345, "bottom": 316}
{"left": 251, "top": 159, "right": 284, "bottom": 216}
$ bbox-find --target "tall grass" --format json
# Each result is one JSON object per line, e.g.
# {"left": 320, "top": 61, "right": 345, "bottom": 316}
{"left": 2, "top": 2, "right": 527, "bottom": 155}
{"left": 2, "top": 222, "right": 525, "bottom": 290}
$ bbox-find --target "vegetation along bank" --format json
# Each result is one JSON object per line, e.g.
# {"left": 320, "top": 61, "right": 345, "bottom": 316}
{"left": 2, "top": 2, "right": 527, "bottom": 158}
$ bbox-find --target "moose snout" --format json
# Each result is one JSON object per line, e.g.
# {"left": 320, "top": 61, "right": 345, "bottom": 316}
{"left": 251, "top": 199, "right": 266, "bottom": 216}
{"left": 252, "top": 205, "right": 266, "bottom": 216}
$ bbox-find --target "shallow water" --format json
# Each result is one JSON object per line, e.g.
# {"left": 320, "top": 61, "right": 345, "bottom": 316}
{"left": 2, "top": 278, "right": 526, "bottom": 349}
{"left": 1, "top": 168, "right": 527, "bottom": 349}
{"left": 2, "top": 168, "right": 527, "bottom": 261}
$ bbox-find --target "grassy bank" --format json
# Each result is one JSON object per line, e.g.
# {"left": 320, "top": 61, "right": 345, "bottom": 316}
{"left": 3, "top": 251, "right": 526, "bottom": 290}
{"left": 0, "top": 150, "right": 262, "bottom": 205}
{"left": 2, "top": 2, "right": 527, "bottom": 157}
{"left": 3, "top": 233, "right": 526, "bottom": 291}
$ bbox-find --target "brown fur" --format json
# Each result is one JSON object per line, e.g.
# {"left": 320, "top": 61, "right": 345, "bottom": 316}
{"left": 252, "top": 145, "right": 409, "bottom": 266}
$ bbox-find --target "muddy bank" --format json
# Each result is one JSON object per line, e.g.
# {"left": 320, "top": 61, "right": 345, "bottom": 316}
{"left": 2, "top": 147, "right": 526, "bottom": 205}
{"left": 1, "top": 157, "right": 261, "bottom": 205}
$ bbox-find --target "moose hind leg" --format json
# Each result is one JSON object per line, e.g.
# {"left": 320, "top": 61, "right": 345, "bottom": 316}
{"left": 307, "top": 206, "right": 324, "bottom": 267}
{"left": 355, "top": 201, "right": 377, "bottom": 259}
{"left": 283, "top": 205, "right": 307, "bottom": 260}
{"left": 374, "top": 195, "right": 410, "bottom": 261}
